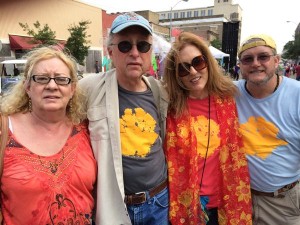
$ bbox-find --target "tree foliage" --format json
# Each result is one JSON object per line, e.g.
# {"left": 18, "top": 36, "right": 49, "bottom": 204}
{"left": 65, "top": 20, "right": 91, "bottom": 65}
{"left": 19, "top": 20, "right": 91, "bottom": 65}
{"left": 282, "top": 33, "right": 300, "bottom": 61}
{"left": 210, "top": 38, "right": 222, "bottom": 50}
{"left": 19, "top": 21, "right": 57, "bottom": 45}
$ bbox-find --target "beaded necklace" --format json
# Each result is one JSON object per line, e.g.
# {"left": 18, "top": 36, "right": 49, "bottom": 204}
{"left": 38, "top": 150, "right": 65, "bottom": 174}
{"left": 245, "top": 74, "right": 279, "bottom": 97}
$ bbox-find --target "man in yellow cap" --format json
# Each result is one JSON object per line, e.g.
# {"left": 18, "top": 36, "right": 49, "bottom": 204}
{"left": 235, "top": 34, "right": 300, "bottom": 225}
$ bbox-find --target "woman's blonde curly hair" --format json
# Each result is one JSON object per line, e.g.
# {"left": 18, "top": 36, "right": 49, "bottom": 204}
{"left": 0, "top": 46, "right": 86, "bottom": 124}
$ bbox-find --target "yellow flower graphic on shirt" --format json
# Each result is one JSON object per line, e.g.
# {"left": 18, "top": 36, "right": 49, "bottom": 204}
{"left": 120, "top": 108, "right": 158, "bottom": 157}
{"left": 192, "top": 115, "right": 220, "bottom": 158}
{"left": 239, "top": 116, "right": 288, "bottom": 159}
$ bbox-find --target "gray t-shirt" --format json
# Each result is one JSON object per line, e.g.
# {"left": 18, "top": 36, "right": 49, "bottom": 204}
{"left": 118, "top": 85, "right": 167, "bottom": 194}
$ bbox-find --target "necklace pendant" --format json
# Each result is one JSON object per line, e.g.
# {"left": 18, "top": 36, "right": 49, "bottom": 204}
{"left": 51, "top": 167, "right": 57, "bottom": 174}
{"left": 51, "top": 166, "right": 57, "bottom": 174}
{"left": 50, "top": 162, "right": 58, "bottom": 174}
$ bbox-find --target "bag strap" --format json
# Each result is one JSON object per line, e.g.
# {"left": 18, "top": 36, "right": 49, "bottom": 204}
{"left": 0, "top": 114, "right": 9, "bottom": 177}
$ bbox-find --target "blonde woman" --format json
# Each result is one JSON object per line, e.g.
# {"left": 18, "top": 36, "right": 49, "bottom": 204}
{"left": 0, "top": 46, "right": 96, "bottom": 224}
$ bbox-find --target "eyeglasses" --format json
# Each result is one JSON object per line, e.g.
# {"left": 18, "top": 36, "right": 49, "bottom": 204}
{"left": 177, "top": 55, "right": 207, "bottom": 77}
{"left": 239, "top": 53, "right": 275, "bottom": 65}
{"left": 32, "top": 75, "right": 72, "bottom": 85}
{"left": 110, "top": 41, "right": 152, "bottom": 53}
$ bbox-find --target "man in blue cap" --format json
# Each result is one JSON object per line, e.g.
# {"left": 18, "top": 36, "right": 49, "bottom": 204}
{"left": 79, "top": 12, "right": 169, "bottom": 225}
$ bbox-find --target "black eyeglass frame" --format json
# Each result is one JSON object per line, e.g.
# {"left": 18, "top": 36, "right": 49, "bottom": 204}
{"left": 31, "top": 75, "right": 72, "bottom": 85}
{"left": 177, "top": 55, "right": 208, "bottom": 77}
{"left": 110, "top": 41, "right": 152, "bottom": 53}
{"left": 239, "top": 54, "right": 275, "bottom": 65}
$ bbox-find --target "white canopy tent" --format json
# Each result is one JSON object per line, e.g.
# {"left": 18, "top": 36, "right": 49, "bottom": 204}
{"left": 208, "top": 46, "right": 230, "bottom": 71}
{"left": 152, "top": 34, "right": 231, "bottom": 75}
{"left": 208, "top": 46, "right": 229, "bottom": 59}
{"left": 152, "top": 35, "right": 230, "bottom": 60}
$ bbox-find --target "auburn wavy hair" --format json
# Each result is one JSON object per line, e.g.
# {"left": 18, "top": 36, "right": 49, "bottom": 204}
{"left": 162, "top": 32, "right": 238, "bottom": 117}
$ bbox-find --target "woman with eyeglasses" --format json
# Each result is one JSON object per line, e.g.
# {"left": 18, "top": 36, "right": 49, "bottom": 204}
{"left": 163, "top": 32, "right": 252, "bottom": 225}
{"left": 0, "top": 46, "right": 96, "bottom": 224}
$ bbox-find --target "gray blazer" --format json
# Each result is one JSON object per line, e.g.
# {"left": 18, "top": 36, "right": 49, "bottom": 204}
{"left": 79, "top": 69, "right": 169, "bottom": 225}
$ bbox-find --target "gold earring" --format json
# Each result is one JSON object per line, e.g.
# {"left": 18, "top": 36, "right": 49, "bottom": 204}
{"left": 68, "top": 98, "right": 73, "bottom": 115}
{"left": 28, "top": 98, "right": 32, "bottom": 112}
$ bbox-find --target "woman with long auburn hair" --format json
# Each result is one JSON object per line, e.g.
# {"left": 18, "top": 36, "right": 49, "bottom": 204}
{"left": 163, "top": 32, "right": 252, "bottom": 225}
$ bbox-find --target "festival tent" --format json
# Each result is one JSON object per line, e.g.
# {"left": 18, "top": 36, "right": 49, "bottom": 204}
{"left": 209, "top": 46, "right": 230, "bottom": 71}
{"left": 153, "top": 35, "right": 230, "bottom": 60}
{"left": 153, "top": 33, "right": 171, "bottom": 61}
{"left": 208, "top": 46, "right": 229, "bottom": 59}
{"left": 152, "top": 34, "right": 231, "bottom": 76}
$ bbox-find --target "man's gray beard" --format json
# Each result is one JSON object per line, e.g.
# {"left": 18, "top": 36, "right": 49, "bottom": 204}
{"left": 247, "top": 73, "right": 275, "bottom": 87}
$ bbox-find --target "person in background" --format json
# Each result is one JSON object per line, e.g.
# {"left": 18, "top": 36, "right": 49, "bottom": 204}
{"left": 295, "top": 62, "right": 300, "bottom": 81}
{"left": 235, "top": 34, "right": 300, "bottom": 225}
{"left": 79, "top": 12, "right": 169, "bottom": 225}
{"left": 0, "top": 46, "right": 97, "bottom": 224}
{"left": 233, "top": 63, "right": 240, "bottom": 80}
{"left": 95, "top": 60, "right": 100, "bottom": 73}
{"left": 285, "top": 63, "right": 290, "bottom": 77}
{"left": 163, "top": 31, "right": 252, "bottom": 225}
{"left": 155, "top": 55, "right": 161, "bottom": 79}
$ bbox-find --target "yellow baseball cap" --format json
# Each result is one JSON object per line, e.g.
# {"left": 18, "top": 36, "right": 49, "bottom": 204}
{"left": 238, "top": 34, "right": 277, "bottom": 57}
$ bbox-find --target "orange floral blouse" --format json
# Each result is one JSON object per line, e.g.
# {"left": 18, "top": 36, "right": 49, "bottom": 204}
{"left": 1, "top": 122, "right": 97, "bottom": 225}
{"left": 165, "top": 96, "right": 252, "bottom": 225}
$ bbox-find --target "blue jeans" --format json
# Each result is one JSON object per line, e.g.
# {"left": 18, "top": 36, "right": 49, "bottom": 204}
{"left": 126, "top": 187, "right": 169, "bottom": 225}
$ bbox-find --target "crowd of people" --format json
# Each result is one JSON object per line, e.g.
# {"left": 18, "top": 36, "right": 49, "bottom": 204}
{"left": 0, "top": 12, "right": 299, "bottom": 225}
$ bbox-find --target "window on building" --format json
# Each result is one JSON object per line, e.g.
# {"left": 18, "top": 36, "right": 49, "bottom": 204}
{"left": 168, "top": 12, "right": 171, "bottom": 19}
{"left": 194, "top": 11, "right": 199, "bottom": 17}
{"left": 208, "top": 9, "right": 213, "bottom": 16}
{"left": 201, "top": 10, "right": 205, "bottom": 16}
{"left": 187, "top": 11, "right": 192, "bottom": 17}
{"left": 224, "top": 0, "right": 228, "bottom": 2}
{"left": 174, "top": 12, "right": 179, "bottom": 19}
{"left": 230, "top": 12, "right": 239, "bottom": 20}
{"left": 180, "top": 12, "right": 185, "bottom": 18}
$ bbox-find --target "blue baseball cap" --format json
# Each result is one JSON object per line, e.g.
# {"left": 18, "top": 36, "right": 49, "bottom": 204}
{"left": 110, "top": 12, "right": 152, "bottom": 35}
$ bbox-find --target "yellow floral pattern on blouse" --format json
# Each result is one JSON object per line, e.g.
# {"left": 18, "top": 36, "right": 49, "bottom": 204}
{"left": 165, "top": 96, "right": 253, "bottom": 225}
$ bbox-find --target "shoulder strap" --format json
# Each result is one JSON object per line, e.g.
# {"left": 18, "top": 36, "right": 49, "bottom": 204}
{"left": 147, "top": 76, "right": 160, "bottom": 111}
{"left": 0, "top": 114, "right": 9, "bottom": 177}
{"left": 146, "top": 76, "right": 169, "bottom": 141}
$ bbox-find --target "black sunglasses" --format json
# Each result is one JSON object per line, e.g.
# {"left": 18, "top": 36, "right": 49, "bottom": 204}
{"left": 239, "top": 53, "right": 275, "bottom": 65}
{"left": 111, "top": 41, "right": 152, "bottom": 53}
{"left": 177, "top": 55, "right": 207, "bottom": 77}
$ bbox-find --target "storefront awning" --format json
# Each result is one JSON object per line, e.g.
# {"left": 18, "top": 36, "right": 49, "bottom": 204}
{"left": 9, "top": 34, "right": 66, "bottom": 50}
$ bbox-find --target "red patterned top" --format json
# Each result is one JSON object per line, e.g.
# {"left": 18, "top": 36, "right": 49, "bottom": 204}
{"left": 1, "top": 122, "right": 97, "bottom": 225}
{"left": 165, "top": 96, "right": 252, "bottom": 225}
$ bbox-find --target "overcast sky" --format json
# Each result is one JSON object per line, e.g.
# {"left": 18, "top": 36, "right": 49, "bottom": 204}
{"left": 81, "top": 0, "right": 299, "bottom": 53}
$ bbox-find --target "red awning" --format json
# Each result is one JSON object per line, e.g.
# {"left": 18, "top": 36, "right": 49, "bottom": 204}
{"left": 171, "top": 28, "right": 183, "bottom": 37}
{"left": 9, "top": 34, "right": 66, "bottom": 50}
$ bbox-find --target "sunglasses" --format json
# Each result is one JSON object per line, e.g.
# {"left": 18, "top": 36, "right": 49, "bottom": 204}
{"left": 177, "top": 55, "right": 207, "bottom": 77}
{"left": 111, "top": 41, "right": 152, "bottom": 53}
{"left": 239, "top": 53, "right": 275, "bottom": 65}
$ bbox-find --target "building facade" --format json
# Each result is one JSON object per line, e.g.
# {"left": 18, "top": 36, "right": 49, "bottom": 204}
{"left": 157, "top": 0, "right": 242, "bottom": 69}
{"left": 0, "top": 0, "right": 103, "bottom": 73}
